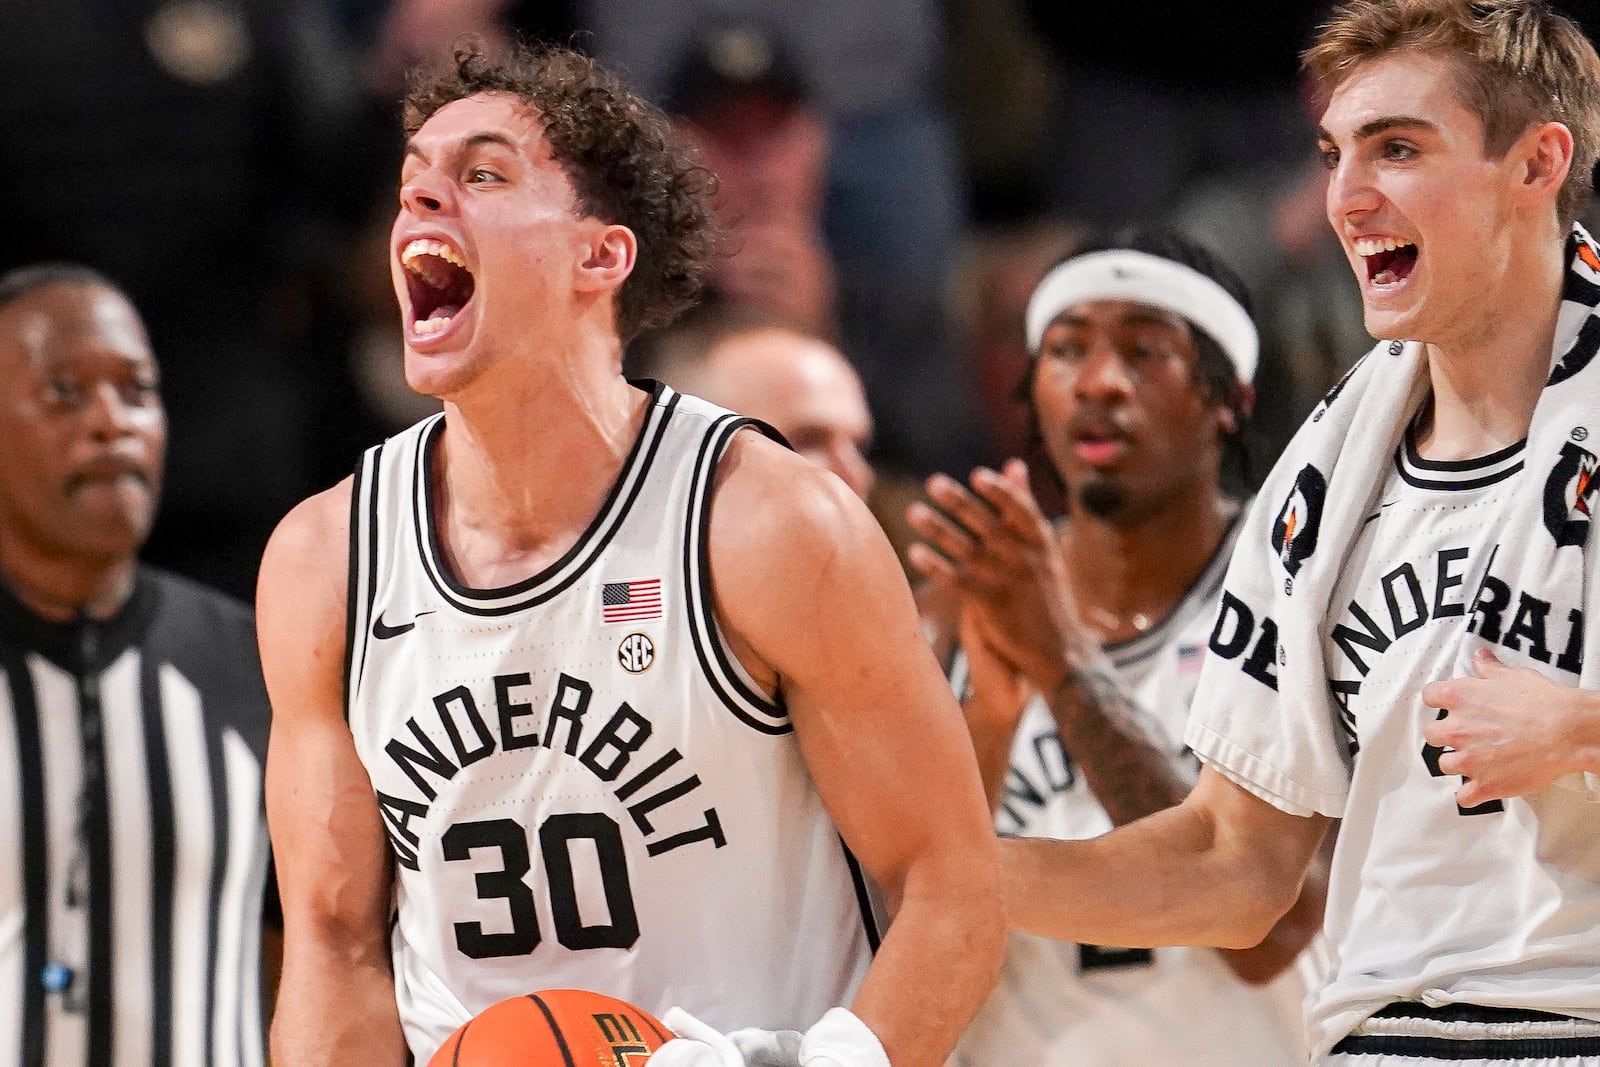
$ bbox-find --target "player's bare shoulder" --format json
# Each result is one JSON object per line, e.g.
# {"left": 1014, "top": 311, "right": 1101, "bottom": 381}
{"left": 706, "top": 427, "right": 917, "bottom": 673}
{"left": 259, "top": 478, "right": 353, "bottom": 605}
{"left": 708, "top": 427, "right": 886, "bottom": 575}
{"left": 256, "top": 478, "right": 355, "bottom": 710}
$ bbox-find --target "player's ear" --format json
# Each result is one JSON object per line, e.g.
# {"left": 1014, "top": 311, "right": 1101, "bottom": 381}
{"left": 1215, "top": 382, "right": 1254, "bottom": 437}
{"left": 576, "top": 223, "right": 636, "bottom": 293}
{"left": 1509, "top": 120, "right": 1573, "bottom": 209}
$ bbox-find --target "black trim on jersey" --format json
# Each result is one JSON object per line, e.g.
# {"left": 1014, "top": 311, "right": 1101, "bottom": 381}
{"left": 528, "top": 994, "right": 578, "bottom": 1067}
{"left": 1403, "top": 435, "right": 1525, "bottom": 472}
{"left": 1396, "top": 464, "right": 1525, "bottom": 492}
{"left": 6, "top": 645, "right": 47, "bottom": 1067}
{"left": 412, "top": 383, "right": 679, "bottom": 616}
{"left": 342, "top": 448, "right": 369, "bottom": 721}
{"left": 139, "top": 650, "right": 175, "bottom": 1067}
{"left": 364, "top": 446, "right": 385, "bottom": 682}
{"left": 1331, "top": 1034, "right": 1600, "bottom": 1059}
{"left": 1105, "top": 507, "right": 1246, "bottom": 670}
{"left": 839, "top": 838, "right": 882, "bottom": 953}
{"left": 1396, "top": 433, "right": 1525, "bottom": 492}
{"left": 1372, "top": 1003, "right": 1595, "bottom": 1026}
{"left": 683, "top": 413, "right": 790, "bottom": 734}
{"left": 1332, "top": 1002, "right": 1600, "bottom": 1059}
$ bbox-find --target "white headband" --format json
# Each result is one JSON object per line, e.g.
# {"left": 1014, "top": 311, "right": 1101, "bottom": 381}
{"left": 1024, "top": 249, "right": 1259, "bottom": 384}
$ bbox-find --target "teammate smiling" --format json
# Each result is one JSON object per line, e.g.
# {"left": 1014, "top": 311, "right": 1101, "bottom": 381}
{"left": 1000, "top": 3, "right": 1600, "bottom": 1065}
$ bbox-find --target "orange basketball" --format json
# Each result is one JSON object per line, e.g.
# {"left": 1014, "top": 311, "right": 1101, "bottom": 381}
{"left": 428, "top": 989, "right": 671, "bottom": 1067}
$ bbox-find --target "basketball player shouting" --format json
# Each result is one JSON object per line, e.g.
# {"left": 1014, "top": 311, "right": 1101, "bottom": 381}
{"left": 258, "top": 44, "right": 1002, "bottom": 1067}
{"left": 1000, "top": 3, "right": 1600, "bottom": 1065}
{"left": 908, "top": 231, "right": 1327, "bottom": 1065}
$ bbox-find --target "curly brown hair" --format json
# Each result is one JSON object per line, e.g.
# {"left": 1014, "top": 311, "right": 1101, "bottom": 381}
{"left": 404, "top": 41, "right": 718, "bottom": 342}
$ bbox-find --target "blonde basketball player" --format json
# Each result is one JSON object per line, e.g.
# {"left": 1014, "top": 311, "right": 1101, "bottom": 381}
{"left": 257, "top": 43, "right": 1002, "bottom": 1067}
{"left": 1000, "top": 2, "right": 1600, "bottom": 1065}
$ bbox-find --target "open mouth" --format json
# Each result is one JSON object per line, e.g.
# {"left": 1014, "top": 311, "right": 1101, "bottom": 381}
{"left": 1355, "top": 237, "right": 1418, "bottom": 287}
{"left": 1071, "top": 430, "right": 1131, "bottom": 467}
{"left": 401, "top": 238, "right": 476, "bottom": 336}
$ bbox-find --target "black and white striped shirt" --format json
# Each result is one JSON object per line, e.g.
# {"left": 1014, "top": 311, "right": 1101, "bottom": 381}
{"left": 0, "top": 567, "right": 271, "bottom": 1067}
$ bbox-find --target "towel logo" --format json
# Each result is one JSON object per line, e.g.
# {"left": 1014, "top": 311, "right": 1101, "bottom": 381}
{"left": 1543, "top": 440, "right": 1598, "bottom": 547}
{"left": 1312, "top": 356, "right": 1364, "bottom": 423}
{"left": 1271, "top": 465, "right": 1327, "bottom": 577}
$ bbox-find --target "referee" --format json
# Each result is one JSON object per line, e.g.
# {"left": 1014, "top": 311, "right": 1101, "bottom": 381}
{"left": 0, "top": 265, "right": 274, "bottom": 1066}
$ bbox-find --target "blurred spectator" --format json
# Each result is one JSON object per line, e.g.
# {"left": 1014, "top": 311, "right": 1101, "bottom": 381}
{"left": 0, "top": 0, "right": 378, "bottom": 600}
{"left": 349, "top": 0, "right": 578, "bottom": 97}
{"left": 634, "top": 307, "right": 875, "bottom": 502}
{"left": 581, "top": 0, "right": 990, "bottom": 477}
{"left": 1172, "top": 154, "right": 1368, "bottom": 467}
{"left": 665, "top": 24, "right": 837, "bottom": 338}
{"left": 1021, "top": 2, "right": 1325, "bottom": 230}
{"left": 951, "top": 220, "right": 1084, "bottom": 477}
{"left": 944, "top": 0, "right": 1059, "bottom": 227}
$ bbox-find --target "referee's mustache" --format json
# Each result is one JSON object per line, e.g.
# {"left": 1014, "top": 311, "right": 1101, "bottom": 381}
{"left": 66, "top": 453, "right": 155, "bottom": 491}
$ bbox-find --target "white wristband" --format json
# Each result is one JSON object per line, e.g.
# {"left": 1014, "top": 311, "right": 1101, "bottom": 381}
{"left": 799, "top": 1008, "right": 890, "bottom": 1067}
{"left": 657, "top": 1007, "right": 746, "bottom": 1067}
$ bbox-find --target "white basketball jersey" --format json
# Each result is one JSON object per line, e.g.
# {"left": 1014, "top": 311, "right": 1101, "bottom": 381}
{"left": 344, "top": 384, "right": 878, "bottom": 1061}
{"left": 955, "top": 515, "right": 1318, "bottom": 1067}
{"left": 1304, "top": 435, "right": 1600, "bottom": 1058}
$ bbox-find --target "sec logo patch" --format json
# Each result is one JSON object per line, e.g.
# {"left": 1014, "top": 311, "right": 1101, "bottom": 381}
{"left": 618, "top": 632, "right": 655, "bottom": 674}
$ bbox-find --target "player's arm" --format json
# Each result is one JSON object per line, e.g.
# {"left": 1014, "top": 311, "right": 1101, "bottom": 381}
{"left": 259, "top": 482, "right": 407, "bottom": 1066}
{"left": 910, "top": 462, "right": 1328, "bottom": 980}
{"left": 1219, "top": 824, "right": 1333, "bottom": 984}
{"left": 711, "top": 436, "right": 1006, "bottom": 1067}
{"left": 1005, "top": 765, "right": 1329, "bottom": 950}
{"left": 957, "top": 611, "right": 1033, "bottom": 812}
{"left": 907, "top": 461, "right": 1190, "bottom": 823}
{"left": 1424, "top": 647, "right": 1600, "bottom": 806}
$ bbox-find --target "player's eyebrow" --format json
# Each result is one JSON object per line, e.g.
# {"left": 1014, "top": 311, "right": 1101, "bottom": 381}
{"left": 1317, "top": 115, "right": 1438, "bottom": 145}
{"left": 1123, "top": 308, "right": 1188, "bottom": 330}
{"left": 403, "top": 131, "right": 521, "bottom": 164}
{"left": 1053, "top": 308, "right": 1186, "bottom": 331}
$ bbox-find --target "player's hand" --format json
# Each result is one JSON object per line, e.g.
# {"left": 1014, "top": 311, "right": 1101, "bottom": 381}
{"left": 653, "top": 1008, "right": 748, "bottom": 1067}
{"left": 651, "top": 1008, "right": 887, "bottom": 1067}
{"left": 1421, "top": 647, "right": 1594, "bottom": 805}
{"left": 654, "top": 1009, "right": 805, "bottom": 1067}
{"left": 958, "top": 603, "right": 1031, "bottom": 733}
{"left": 798, "top": 1009, "right": 890, "bottom": 1067}
{"left": 730, "top": 1028, "right": 804, "bottom": 1067}
{"left": 906, "top": 458, "right": 1094, "bottom": 690}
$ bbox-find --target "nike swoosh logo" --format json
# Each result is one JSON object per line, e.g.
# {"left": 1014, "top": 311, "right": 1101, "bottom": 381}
{"left": 372, "top": 610, "right": 434, "bottom": 639}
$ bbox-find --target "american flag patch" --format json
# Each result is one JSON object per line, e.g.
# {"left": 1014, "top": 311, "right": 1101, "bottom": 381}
{"left": 601, "top": 578, "right": 662, "bottom": 623}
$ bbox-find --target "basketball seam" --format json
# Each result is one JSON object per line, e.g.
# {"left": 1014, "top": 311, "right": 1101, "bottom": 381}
{"left": 451, "top": 1016, "right": 473, "bottom": 1067}
{"left": 529, "top": 994, "right": 579, "bottom": 1067}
